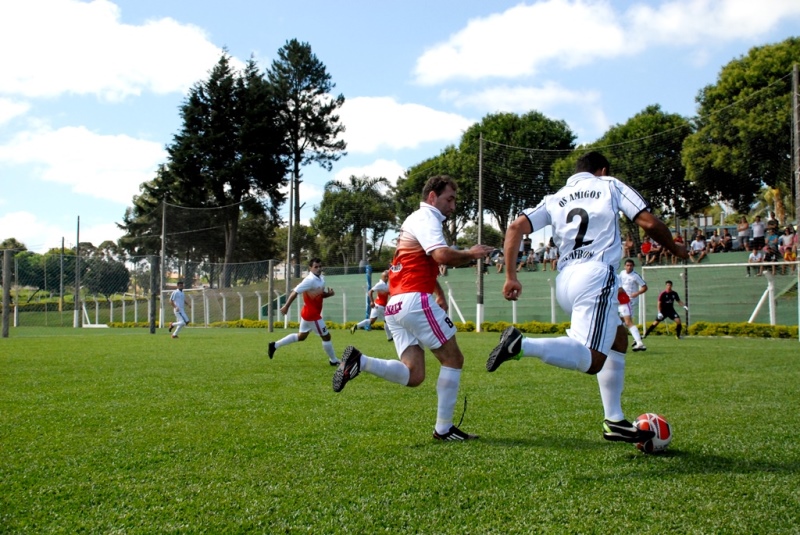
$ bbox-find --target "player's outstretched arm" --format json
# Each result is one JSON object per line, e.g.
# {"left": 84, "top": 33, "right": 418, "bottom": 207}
{"left": 431, "top": 243, "right": 494, "bottom": 268}
{"left": 280, "top": 291, "right": 298, "bottom": 314}
{"left": 502, "top": 215, "right": 532, "bottom": 298}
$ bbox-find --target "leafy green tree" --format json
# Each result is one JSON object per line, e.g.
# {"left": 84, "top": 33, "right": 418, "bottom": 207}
{"left": 400, "top": 145, "right": 473, "bottom": 244}
{"left": 458, "top": 224, "right": 504, "bottom": 249}
{"left": 682, "top": 37, "right": 799, "bottom": 214}
{"left": 0, "top": 238, "right": 26, "bottom": 251}
{"left": 311, "top": 176, "right": 395, "bottom": 267}
{"left": 266, "top": 39, "right": 347, "bottom": 266}
{"left": 460, "top": 111, "right": 576, "bottom": 236}
{"left": 83, "top": 258, "right": 131, "bottom": 300}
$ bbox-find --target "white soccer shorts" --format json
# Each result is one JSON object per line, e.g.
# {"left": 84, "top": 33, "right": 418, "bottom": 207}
{"left": 556, "top": 262, "right": 619, "bottom": 355}
{"left": 369, "top": 304, "right": 386, "bottom": 320}
{"left": 385, "top": 292, "right": 456, "bottom": 356}
{"left": 298, "top": 318, "right": 330, "bottom": 337}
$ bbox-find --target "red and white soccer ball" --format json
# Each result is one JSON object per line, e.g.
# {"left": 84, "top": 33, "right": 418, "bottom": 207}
{"left": 634, "top": 413, "right": 673, "bottom": 454}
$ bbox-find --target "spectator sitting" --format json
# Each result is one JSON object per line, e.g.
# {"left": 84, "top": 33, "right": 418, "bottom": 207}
{"left": 623, "top": 233, "right": 636, "bottom": 258}
{"left": 780, "top": 226, "right": 797, "bottom": 275}
{"left": 646, "top": 240, "right": 663, "bottom": 265}
{"left": 689, "top": 235, "right": 707, "bottom": 263}
{"left": 494, "top": 251, "right": 505, "bottom": 273}
{"left": 747, "top": 248, "right": 764, "bottom": 277}
{"left": 639, "top": 237, "right": 652, "bottom": 263}
{"left": 722, "top": 230, "right": 733, "bottom": 252}
{"left": 543, "top": 238, "right": 557, "bottom": 271}
{"left": 707, "top": 230, "right": 723, "bottom": 253}
{"left": 665, "top": 233, "right": 685, "bottom": 264}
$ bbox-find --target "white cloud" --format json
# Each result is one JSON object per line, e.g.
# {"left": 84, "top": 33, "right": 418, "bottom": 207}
{"left": 0, "top": 0, "right": 225, "bottom": 100}
{"left": 445, "top": 82, "right": 600, "bottom": 112}
{"left": 340, "top": 96, "right": 474, "bottom": 153}
{"left": 0, "top": 98, "right": 30, "bottom": 126}
{"left": 414, "top": 0, "right": 625, "bottom": 85}
{"left": 0, "top": 211, "right": 123, "bottom": 253}
{"left": 626, "top": 0, "right": 800, "bottom": 47}
{"left": 413, "top": 0, "right": 800, "bottom": 85}
{"left": 0, "top": 126, "right": 166, "bottom": 204}
{"left": 333, "top": 159, "right": 407, "bottom": 187}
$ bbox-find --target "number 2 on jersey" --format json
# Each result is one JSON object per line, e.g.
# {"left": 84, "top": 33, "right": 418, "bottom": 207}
{"left": 567, "top": 208, "right": 594, "bottom": 249}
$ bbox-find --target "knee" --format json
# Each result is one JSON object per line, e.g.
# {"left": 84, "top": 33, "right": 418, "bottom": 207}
{"left": 407, "top": 368, "right": 425, "bottom": 387}
{"left": 586, "top": 353, "right": 607, "bottom": 375}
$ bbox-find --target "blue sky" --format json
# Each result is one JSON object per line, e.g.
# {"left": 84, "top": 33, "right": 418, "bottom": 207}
{"left": 1, "top": 0, "right": 799, "bottom": 253}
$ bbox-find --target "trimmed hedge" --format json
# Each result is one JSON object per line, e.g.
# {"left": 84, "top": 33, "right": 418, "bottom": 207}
{"left": 106, "top": 319, "right": 798, "bottom": 339}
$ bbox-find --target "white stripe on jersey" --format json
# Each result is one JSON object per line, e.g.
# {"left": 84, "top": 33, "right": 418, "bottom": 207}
{"left": 521, "top": 172, "right": 649, "bottom": 271}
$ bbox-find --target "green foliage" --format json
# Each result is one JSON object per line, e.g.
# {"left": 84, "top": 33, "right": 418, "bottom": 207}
{"left": 682, "top": 37, "right": 799, "bottom": 212}
{"left": 82, "top": 258, "right": 130, "bottom": 300}
{"left": 462, "top": 111, "right": 576, "bottom": 234}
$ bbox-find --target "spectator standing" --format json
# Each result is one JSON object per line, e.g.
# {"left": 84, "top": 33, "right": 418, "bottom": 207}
{"left": 332, "top": 175, "right": 494, "bottom": 441}
{"left": 737, "top": 216, "right": 751, "bottom": 251}
{"left": 766, "top": 212, "right": 780, "bottom": 235}
{"left": 643, "top": 281, "right": 689, "bottom": 340}
{"left": 751, "top": 215, "right": 766, "bottom": 251}
{"left": 269, "top": 258, "right": 340, "bottom": 366}
{"left": 544, "top": 237, "right": 558, "bottom": 271}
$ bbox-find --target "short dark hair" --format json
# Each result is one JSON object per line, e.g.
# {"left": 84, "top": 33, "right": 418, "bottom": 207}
{"left": 624, "top": 258, "right": 635, "bottom": 265}
{"left": 575, "top": 151, "right": 610, "bottom": 174}
{"left": 422, "top": 175, "right": 457, "bottom": 198}
{"left": 309, "top": 257, "right": 322, "bottom": 267}
{"left": 177, "top": 280, "right": 184, "bottom": 285}
{"left": 665, "top": 280, "right": 673, "bottom": 285}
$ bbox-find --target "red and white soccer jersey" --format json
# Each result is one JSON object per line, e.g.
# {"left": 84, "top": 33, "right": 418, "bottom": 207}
{"left": 293, "top": 272, "right": 326, "bottom": 321}
{"left": 389, "top": 203, "right": 448, "bottom": 296}
{"left": 619, "top": 268, "right": 646, "bottom": 308}
{"left": 371, "top": 279, "right": 390, "bottom": 307}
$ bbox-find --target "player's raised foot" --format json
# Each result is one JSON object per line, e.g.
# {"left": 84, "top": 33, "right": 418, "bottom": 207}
{"left": 433, "top": 425, "right": 478, "bottom": 441}
{"left": 350, "top": 324, "right": 357, "bottom": 335}
{"left": 328, "top": 359, "right": 340, "bottom": 366}
{"left": 632, "top": 342, "right": 647, "bottom": 352}
{"left": 486, "top": 326, "right": 523, "bottom": 372}
{"left": 168, "top": 323, "right": 174, "bottom": 333}
{"left": 332, "top": 346, "right": 361, "bottom": 393}
{"left": 268, "top": 342, "right": 276, "bottom": 359}
{"left": 602, "top": 419, "right": 655, "bottom": 443}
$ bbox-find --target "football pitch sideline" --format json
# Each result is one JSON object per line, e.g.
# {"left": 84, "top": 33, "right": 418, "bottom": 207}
{"left": 1, "top": 327, "right": 799, "bottom": 533}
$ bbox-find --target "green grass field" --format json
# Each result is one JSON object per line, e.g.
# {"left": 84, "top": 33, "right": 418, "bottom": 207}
{"left": 2, "top": 327, "right": 799, "bottom": 533}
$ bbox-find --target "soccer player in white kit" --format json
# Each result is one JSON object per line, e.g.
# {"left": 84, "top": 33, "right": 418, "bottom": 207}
{"left": 350, "top": 270, "right": 393, "bottom": 341}
{"left": 168, "top": 280, "right": 189, "bottom": 338}
{"left": 332, "top": 175, "right": 494, "bottom": 440}
{"left": 269, "top": 258, "right": 340, "bottom": 366}
{"left": 618, "top": 259, "right": 648, "bottom": 351}
{"left": 487, "top": 151, "right": 688, "bottom": 443}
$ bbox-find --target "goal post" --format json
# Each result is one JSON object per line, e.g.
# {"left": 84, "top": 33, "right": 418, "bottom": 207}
{"left": 641, "top": 261, "right": 799, "bottom": 341}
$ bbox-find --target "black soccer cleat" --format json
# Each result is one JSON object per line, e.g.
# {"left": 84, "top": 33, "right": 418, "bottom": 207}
{"left": 602, "top": 419, "right": 655, "bottom": 443}
{"left": 328, "top": 359, "right": 340, "bottom": 367}
{"left": 268, "top": 342, "right": 276, "bottom": 359}
{"left": 486, "top": 326, "right": 523, "bottom": 372}
{"left": 632, "top": 342, "right": 647, "bottom": 352}
{"left": 433, "top": 425, "right": 479, "bottom": 441}
{"left": 350, "top": 324, "right": 357, "bottom": 335}
{"left": 332, "top": 346, "right": 362, "bottom": 393}
{"left": 168, "top": 323, "right": 174, "bottom": 333}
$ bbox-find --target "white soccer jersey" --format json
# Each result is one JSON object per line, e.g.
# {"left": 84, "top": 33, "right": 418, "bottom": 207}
{"left": 521, "top": 172, "right": 649, "bottom": 272}
{"left": 294, "top": 272, "right": 325, "bottom": 295}
{"left": 619, "top": 269, "right": 646, "bottom": 306}
{"left": 170, "top": 289, "right": 185, "bottom": 311}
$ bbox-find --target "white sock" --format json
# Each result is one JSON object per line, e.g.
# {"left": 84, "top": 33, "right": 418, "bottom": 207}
{"left": 596, "top": 350, "right": 625, "bottom": 421}
{"left": 521, "top": 336, "right": 592, "bottom": 372}
{"left": 362, "top": 354, "right": 410, "bottom": 385}
{"left": 357, "top": 319, "right": 370, "bottom": 329}
{"left": 630, "top": 325, "right": 643, "bottom": 345}
{"left": 275, "top": 333, "right": 298, "bottom": 348}
{"left": 172, "top": 321, "right": 185, "bottom": 335}
{"left": 435, "top": 366, "right": 462, "bottom": 435}
{"left": 322, "top": 340, "right": 336, "bottom": 361}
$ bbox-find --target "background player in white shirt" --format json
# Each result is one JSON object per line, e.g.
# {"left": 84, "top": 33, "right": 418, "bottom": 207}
{"left": 269, "top": 258, "right": 340, "bottom": 366}
{"left": 487, "top": 151, "right": 688, "bottom": 443}
{"left": 618, "top": 258, "right": 648, "bottom": 351}
{"left": 168, "top": 280, "right": 189, "bottom": 339}
{"left": 350, "top": 270, "right": 393, "bottom": 342}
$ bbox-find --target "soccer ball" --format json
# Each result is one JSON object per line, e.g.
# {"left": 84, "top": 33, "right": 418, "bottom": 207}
{"left": 634, "top": 413, "right": 673, "bottom": 453}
